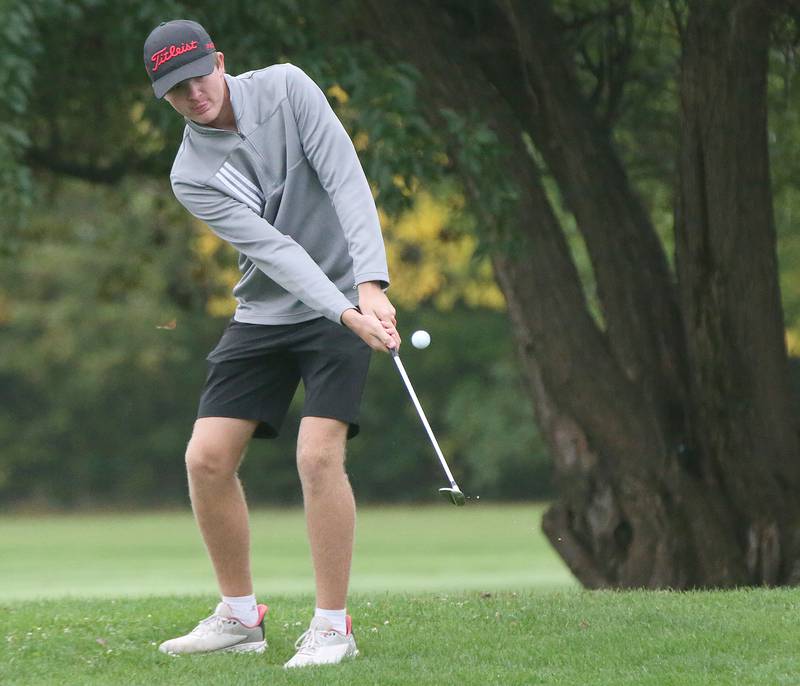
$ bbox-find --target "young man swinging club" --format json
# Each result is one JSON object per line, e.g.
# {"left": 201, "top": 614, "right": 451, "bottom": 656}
{"left": 143, "top": 19, "right": 401, "bottom": 668}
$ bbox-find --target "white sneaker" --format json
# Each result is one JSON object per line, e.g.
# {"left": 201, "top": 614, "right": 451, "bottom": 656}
{"left": 283, "top": 615, "right": 358, "bottom": 668}
{"left": 158, "top": 602, "right": 268, "bottom": 655}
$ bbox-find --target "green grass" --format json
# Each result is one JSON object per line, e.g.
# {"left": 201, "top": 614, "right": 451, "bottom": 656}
{"left": 0, "top": 504, "right": 570, "bottom": 599}
{"left": 4, "top": 590, "right": 800, "bottom": 685}
{"left": 3, "top": 505, "right": 800, "bottom": 684}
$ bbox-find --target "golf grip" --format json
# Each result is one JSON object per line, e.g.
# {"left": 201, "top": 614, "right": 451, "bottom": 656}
{"left": 390, "top": 349, "right": 458, "bottom": 486}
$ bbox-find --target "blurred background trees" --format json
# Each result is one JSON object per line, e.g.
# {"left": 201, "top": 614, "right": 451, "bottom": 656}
{"left": 0, "top": 0, "right": 548, "bottom": 508}
{"left": 2, "top": 0, "right": 800, "bottom": 588}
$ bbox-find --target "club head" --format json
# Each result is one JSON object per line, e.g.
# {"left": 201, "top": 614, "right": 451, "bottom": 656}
{"left": 439, "top": 487, "right": 466, "bottom": 507}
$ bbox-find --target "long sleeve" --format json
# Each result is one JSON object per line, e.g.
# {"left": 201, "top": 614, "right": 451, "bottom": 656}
{"left": 172, "top": 175, "right": 356, "bottom": 324}
{"left": 285, "top": 64, "right": 390, "bottom": 288}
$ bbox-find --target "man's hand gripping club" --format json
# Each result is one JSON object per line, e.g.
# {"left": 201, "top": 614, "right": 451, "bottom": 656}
{"left": 341, "top": 281, "right": 401, "bottom": 352}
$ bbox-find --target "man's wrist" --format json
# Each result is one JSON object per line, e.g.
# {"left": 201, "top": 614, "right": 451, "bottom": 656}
{"left": 340, "top": 306, "right": 361, "bottom": 326}
{"left": 357, "top": 281, "right": 383, "bottom": 291}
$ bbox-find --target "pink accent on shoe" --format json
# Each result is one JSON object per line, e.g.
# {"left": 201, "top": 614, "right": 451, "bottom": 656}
{"left": 241, "top": 604, "right": 269, "bottom": 628}
{"left": 345, "top": 614, "right": 352, "bottom": 636}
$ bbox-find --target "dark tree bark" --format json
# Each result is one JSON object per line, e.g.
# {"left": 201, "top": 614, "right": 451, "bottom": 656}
{"left": 675, "top": 0, "right": 800, "bottom": 584}
{"left": 358, "top": 0, "right": 800, "bottom": 587}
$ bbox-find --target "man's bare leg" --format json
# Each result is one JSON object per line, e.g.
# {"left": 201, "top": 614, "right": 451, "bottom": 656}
{"left": 296, "top": 416, "right": 354, "bottom": 610}
{"left": 185, "top": 417, "right": 258, "bottom": 596}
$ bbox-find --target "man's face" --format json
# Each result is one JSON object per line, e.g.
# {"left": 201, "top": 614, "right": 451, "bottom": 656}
{"left": 164, "top": 52, "right": 227, "bottom": 126}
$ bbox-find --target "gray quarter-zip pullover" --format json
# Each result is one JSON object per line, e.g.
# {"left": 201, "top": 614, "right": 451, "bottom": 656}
{"left": 170, "top": 63, "right": 390, "bottom": 325}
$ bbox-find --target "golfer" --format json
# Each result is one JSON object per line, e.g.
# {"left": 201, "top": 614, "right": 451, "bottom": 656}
{"left": 143, "top": 19, "right": 400, "bottom": 667}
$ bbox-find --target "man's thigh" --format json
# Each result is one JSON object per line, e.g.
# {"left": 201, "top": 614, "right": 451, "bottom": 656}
{"left": 293, "top": 318, "right": 371, "bottom": 439}
{"left": 199, "top": 320, "right": 302, "bottom": 439}
{"left": 297, "top": 416, "right": 349, "bottom": 457}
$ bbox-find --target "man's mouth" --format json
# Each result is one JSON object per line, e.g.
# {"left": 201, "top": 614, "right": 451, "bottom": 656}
{"left": 193, "top": 102, "right": 210, "bottom": 115}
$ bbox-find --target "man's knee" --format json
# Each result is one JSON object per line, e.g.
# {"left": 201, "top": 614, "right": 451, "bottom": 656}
{"left": 185, "top": 436, "right": 242, "bottom": 481}
{"left": 185, "top": 417, "right": 256, "bottom": 481}
{"left": 296, "top": 419, "right": 348, "bottom": 492}
{"left": 298, "top": 447, "right": 344, "bottom": 479}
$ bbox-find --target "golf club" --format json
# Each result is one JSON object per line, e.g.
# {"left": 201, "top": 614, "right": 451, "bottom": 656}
{"left": 390, "top": 348, "right": 466, "bottom": 506}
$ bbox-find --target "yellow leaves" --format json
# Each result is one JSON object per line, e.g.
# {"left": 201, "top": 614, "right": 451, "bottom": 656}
{"left": 327, "top": 86, "right": 368, "bottom": 153}
{"left": 191, "top": 224, "right": 239, "bottom": 317}
{"left": 194, "top": 230, "right": 222, "bottom": 259}
{"left": 207, "top": 296, "right": 237, "bottom": 318}
{"left": 392, "top": 192, "right": 447, "bottom": 242}
{"left": 128, "top": 102, "right": 165, "bottom": 156}
{"left": 206, "top": 266, "right": 241, "bottom": 317}
{"left": 129, "top": 102, "right": 149, "bottom": 130}
{"left": 787, "top": 329, "right": 800, "bottom": 356}
{"left": 463, "top": 262, "right": 507, "bottom": 310}
{"left": 392, "top": 174, "right": 420, "bottom": 198}
{"left": 779, "top": 226, "right": 800, "bottom": 350}
{"left": 383, "top": 190, "right": 505, "bottom": 311}
{"left": 354, "top": 131, "right": 370, "bottom": 152}
{"left": 326, "top": 83, "right": 350, "bottom": 104}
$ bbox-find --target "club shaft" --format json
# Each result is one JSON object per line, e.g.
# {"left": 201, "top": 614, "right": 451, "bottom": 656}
{"left": 391, "top": 352, "right": 458, "bottom": 487}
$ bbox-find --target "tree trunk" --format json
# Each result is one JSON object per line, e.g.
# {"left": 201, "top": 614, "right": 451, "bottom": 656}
{"left": 675, "top": 0, "right": 800, "bottom": 584}
{"left": 357, "top": 0, "right": 800, "bottom": 586}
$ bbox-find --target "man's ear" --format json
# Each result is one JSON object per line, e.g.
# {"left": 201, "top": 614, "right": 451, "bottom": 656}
{"left": 216, "top": 51, "right": 226, "bottom": 73}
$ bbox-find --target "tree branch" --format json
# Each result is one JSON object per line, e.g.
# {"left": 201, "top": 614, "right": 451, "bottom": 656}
{"left": 668, "top": 0, "right": 688, "bottom": 44}
{"left": 603, "top": 3, "right": 634, "bottom": 126}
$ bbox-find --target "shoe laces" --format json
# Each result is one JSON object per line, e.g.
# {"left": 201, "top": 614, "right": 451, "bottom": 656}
{"left": 294, "top": 626, "right": 337, "bottom": 654}
{"left": 192, "top": 613, "right": 238, "bottom": 636}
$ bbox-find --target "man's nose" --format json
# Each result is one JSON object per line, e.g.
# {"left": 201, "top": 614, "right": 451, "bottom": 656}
{"left": 186, "top": 81, "right": 202, "bottom": 100}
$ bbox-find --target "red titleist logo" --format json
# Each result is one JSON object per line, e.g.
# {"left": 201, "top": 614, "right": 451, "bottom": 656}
{"left": 151, "top": 40, "right": 199, "bottom": 72}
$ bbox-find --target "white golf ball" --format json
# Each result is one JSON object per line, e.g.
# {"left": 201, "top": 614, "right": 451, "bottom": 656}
{"left": 411, "top": 330, "right": 431, "bottom": 349}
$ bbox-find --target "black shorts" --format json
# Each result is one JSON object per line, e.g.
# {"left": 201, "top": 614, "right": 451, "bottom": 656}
{"left": 197, "top": 316, "right": 371, "bottom": 439}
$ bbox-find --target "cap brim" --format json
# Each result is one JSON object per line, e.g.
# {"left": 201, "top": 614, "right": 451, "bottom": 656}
{"left": 152, "top": 53, "right": 216, "bottom": 99}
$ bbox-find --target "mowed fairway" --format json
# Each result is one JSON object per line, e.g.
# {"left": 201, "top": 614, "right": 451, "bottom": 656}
{"left": 0, "top": 504, "right": 569, "bottom": 599}
{"left": 4, "top": 505, "right": 800, "bottom": 685}
{"left": 5, "top": 589, "right": 800, "bottom": 685}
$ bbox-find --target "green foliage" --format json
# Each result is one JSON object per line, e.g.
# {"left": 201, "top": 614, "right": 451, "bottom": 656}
{"left": 439, "top": 108, "right": 521, "bottom": 248}
{"left": 445, "top": 361, "right": 551, "bottom": 499}
{"left": 0, "top": 1, "right": 38, "bottom": 248}
{"left": 0, "top": 178, "right": 220, "bottom": 505}
{"left": 770, "top": 15, "right": 800, "bottom": 346}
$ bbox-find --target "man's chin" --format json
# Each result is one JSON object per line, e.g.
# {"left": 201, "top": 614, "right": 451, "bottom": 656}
{"left": 190, "top": 109, "right": 219, "bottom": 126}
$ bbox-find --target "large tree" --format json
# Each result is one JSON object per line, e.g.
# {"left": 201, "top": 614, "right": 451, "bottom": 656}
{"left": 354, "top": 0, "right": 800, "bottom": 587}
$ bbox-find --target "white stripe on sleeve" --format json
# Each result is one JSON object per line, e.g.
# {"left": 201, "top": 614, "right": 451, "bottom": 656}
{"left": 223, "top": 163, "right": 264, "bottom": 200}
{"left": 215, "top": 172, "right": 261, "bottom": 214}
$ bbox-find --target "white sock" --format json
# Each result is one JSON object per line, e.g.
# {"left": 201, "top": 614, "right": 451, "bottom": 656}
{"left": 315, "top": 607, "right": 347, "bottom": 634}
{"left": 222, "top": 594, "right": 258, "bottom": 626}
